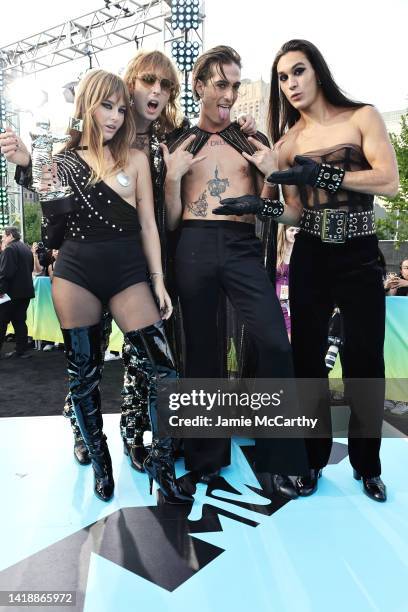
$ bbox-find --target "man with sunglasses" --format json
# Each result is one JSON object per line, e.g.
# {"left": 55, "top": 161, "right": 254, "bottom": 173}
{"left": 1, "top": 49, "right": 258, "bottom": 474}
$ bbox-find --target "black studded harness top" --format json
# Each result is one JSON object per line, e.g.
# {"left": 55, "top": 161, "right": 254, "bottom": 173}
{"left": 51, "top": 151, "right": 141, "bottom": 242}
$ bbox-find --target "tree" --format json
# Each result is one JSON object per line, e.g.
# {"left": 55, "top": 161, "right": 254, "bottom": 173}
{"left": 376, "top": 112, "right": 408, "bottom": 245}
{"left": 23, "top": 202, "right": 42, "bottom": 244}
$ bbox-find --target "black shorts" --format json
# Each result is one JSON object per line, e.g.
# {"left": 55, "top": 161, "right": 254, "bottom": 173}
{"left": 54, "top": 236, "right": 148, "bottom": 304}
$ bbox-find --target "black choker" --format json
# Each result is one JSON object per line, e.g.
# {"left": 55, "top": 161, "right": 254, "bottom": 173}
{"left": 75, "top": 142, "right": 109, "bottom": 150}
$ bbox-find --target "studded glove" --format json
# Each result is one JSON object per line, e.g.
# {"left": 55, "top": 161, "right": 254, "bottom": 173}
{"left": 268, "top": 156, "right": 345, "bottom": 193}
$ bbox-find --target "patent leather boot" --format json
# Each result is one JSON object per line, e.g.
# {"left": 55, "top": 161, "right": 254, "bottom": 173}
{"left": 353, "top": 469, "right": 387, "bottom": 502}
{"left": 125, "top": 321, "right": 193, "bottom": 504}
{"left": 62, "top": 324, "right": 114, "bottom": 502}
{"left": 73, "top": 431, "right": 91, "bottom": 465}
{"left": 62, "top": 396, "right": 91, "bottom": 465}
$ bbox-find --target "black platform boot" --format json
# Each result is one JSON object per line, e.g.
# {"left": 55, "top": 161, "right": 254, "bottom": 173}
{"left": 125, "top": 321, "right": 193, "bottom": 504}
{"left": 62, "top": 324, "right": 114, "bottom": 502}
{"left": 120, "top": 341, "right": 150, "bottom": 472}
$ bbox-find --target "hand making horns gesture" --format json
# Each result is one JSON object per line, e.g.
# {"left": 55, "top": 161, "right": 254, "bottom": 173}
{"left": 160, "top": 134, "right": 206, "bottom": 182}
{"left": 242, "top": 136, "right": 282, "bottom": 178}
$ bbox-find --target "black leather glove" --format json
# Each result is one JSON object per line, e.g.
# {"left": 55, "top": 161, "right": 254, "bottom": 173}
{"left": 213, "top": 195, "right": 284, "bottom": 218}
{"left": 268, "top": 155, "right": 345, "bottom": 193}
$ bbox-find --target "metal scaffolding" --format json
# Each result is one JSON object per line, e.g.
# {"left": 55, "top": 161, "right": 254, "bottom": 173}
{"left": 0, "top": 1, "right": 172, "bottom": 78}
{"left": 0, "top": 0, "right": 205, "bottom": 231}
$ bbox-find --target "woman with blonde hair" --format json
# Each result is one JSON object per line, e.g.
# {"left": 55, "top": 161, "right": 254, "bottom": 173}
{"left": 41, "top": 69, "right": 192, "bottom": 504}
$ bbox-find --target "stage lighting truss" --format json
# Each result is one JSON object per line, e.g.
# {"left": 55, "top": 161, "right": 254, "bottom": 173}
{"left": 171, "top": 40, "right": 199, "bottom": 72}
{"left": 180, "top": 84, "right": 199, "bottom": 118}
{"left": 0, "top": 70, "right": 9, "bottom": 227}
{"left": 171, "top": 0, "right": 200, "bottom": 31}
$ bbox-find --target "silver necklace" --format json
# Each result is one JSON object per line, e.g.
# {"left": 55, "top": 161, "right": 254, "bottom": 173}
{"left": 117, "top": 170, "right": 130, "bottom": 187}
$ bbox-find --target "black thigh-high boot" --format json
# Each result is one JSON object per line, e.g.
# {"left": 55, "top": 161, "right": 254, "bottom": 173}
{"left": 62, "top": 324, "right": 114, "bottom": 502}
{"left": 120, "top": 339, "right": 150, "bottom": 472}
{"left": 124, "top": 321, "right": 193, "bottom": 504}
{"left": 63, "top": 397, "right": 91, "bottom": 465}
{"left": 61, "top": 311, "right": 112, "bottom": 466}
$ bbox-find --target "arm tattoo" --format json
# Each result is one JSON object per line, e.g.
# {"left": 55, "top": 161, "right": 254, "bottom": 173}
{"left": 207, "top": 166, "right": 229, "bottom": 201}
{"left": 187, "top": 190, "right": 208, "bottom": 217}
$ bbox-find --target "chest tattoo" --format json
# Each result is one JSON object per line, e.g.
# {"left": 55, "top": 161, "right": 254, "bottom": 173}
{"left": 207, "top": 166, "right": 230, "bottom": 201}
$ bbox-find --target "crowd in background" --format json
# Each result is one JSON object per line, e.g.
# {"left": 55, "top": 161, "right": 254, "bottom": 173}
{"left": 1, "top": 225, "right": 407, "bottom": 372}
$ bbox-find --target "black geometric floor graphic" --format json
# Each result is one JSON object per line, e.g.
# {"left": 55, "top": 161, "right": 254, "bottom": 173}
{"left": 0, "top": 442, "right": 348, "bottom": 611}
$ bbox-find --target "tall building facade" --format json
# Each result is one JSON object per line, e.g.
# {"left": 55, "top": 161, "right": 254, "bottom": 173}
{"left": 232, "top": 78, "right": 270, "bottom": 136}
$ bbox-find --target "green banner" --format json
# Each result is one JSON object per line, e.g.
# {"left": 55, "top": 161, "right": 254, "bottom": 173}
{"left": 330, "top": 296, "right": 408, "bottom": 400}
{"left": 7, "top": 277, "right": 123, "bottom": 352}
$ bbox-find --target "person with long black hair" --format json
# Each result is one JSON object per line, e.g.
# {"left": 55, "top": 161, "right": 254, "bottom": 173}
{"left": 214, "top": 39, "right": 399, "bottom": 502}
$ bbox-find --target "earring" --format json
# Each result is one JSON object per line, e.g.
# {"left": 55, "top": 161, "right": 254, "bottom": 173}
{"left": 317, "top": 79, "right": 322, "bottom": 86}
{"left": 129, "top": 99, "right": 134, "bottom": 107}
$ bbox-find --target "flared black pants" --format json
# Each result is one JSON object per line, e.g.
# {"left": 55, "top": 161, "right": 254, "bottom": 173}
{"left": 175, "top": 220, "right": 307, "bottom": 475}
{"left": 290, "top": 231, "right": 385, "bottom": 477}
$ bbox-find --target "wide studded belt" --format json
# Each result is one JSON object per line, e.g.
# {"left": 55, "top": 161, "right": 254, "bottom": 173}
{"left": 300, "top": 208, "right": 376, "bottom": 244}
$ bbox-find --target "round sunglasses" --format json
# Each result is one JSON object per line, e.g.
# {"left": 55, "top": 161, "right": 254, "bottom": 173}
{"left": 137, "top": 73, "right": 175, "bottom": 93}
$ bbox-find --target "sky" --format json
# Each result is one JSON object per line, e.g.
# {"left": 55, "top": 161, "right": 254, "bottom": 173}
{"left": 1, "top": 0, "right": 407, "bottom": 133}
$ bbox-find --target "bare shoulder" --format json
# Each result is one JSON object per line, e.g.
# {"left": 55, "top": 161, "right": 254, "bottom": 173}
{"left": 128, "top": 148, "right": 149, "bottom": 175}
{"left": 128, "top": 148, "right": 147, "bottom": 165}
{"left": 350, "top": 105, "right": 384, "bottom": 129}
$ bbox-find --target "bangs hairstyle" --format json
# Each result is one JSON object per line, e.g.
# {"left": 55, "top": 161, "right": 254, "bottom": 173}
{"left": 123, "top": 50, "right": 182, "bottom": 135}
{"left": 63, "top": 69, "right": 135, "bottom": 185}
{"left": 192, "top": 45, "right": 241, "bottom": 100}
{"left": 268, "top": 39, "right": 367, "bottom": 144}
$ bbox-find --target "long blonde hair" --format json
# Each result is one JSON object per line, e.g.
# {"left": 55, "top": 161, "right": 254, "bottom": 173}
{"left": 276, "top": 224, "right": 290, "bottom": 271}
{"left": 63, "top": 69, "right": 136, "bottom": 185}
{"left": 123, "top": 50, "right": 182, "bottom": 135}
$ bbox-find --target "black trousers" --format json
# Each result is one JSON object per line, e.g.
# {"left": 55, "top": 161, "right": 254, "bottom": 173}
{"left": 290, "top": 232, "right": 385, "bottom": 477}
{"left": 175, "top": 221, "right": 307, "bottom": 474}
{"left": 0, "top": 298, "right": 31, "bottom": 355}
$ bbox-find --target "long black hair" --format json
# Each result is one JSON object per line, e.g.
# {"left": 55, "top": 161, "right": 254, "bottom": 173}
{"left": 268, "top": 39, "right": 367, "bottom": 144}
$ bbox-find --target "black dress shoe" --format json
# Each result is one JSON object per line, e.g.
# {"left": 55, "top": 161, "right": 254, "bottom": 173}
{"left": 198, "top": 469, "right": 221, "bottom": 483}
{"left": 272, "top": 475, "right": 298, "bottom": 499}
{"left": 73, "top": 439, "right": 91, "bottom": 465}
{"left": 295, "top": 469, "right": 322, "bottom": 497}
{"left": 123, "top": 440, "right": 148, "bottom": 473}
{"left": 353, "top": 469, "right": 387, "bottom": 502}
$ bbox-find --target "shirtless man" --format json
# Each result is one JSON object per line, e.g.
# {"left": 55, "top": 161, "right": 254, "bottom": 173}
{"left": 164, "top": 45, "right": 308, "bottom": 496}
{"left": 215, "top": 39, "right": 399, "bottom": 502}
